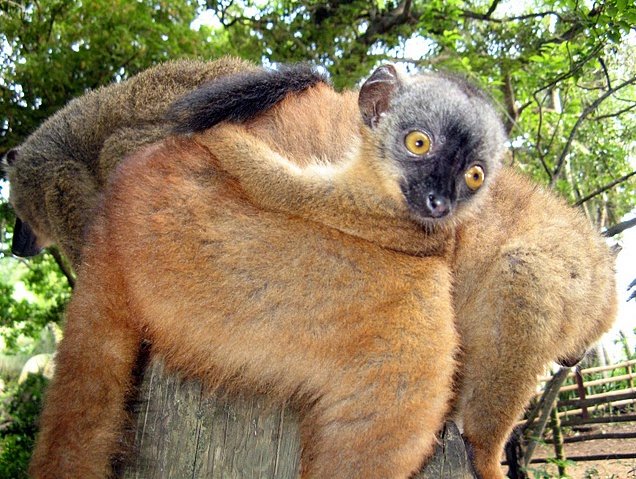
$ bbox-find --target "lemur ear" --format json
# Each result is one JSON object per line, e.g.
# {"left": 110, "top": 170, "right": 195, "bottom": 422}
{"left": 5, "top": 148, "right": 19, "bottom": 165}
{"left": 359, "top": 65, "right": 400, "bottom": 128}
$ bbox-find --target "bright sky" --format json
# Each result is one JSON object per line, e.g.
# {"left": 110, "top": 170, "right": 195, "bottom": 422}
{"left": 604, "top": 210, "right": 636, "bottom": 360}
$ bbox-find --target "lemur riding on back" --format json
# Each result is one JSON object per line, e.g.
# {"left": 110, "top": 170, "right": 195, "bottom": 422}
{"left": 169, "top": 64, "right": 506, "bottom": 255}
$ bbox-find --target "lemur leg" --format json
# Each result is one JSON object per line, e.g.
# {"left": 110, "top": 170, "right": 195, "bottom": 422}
{"left": 293, "top": 295, "right": 456, "bottom": 479}
{"left": 455, "top": 247, "right": 563, "bottom": 479}
{"left": 29, "top": 274, "right": 141, "bottom": 479}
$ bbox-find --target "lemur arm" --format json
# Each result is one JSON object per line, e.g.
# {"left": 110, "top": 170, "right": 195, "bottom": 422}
{"left": 198, "top": 123, "right": 358, "bottom": 219}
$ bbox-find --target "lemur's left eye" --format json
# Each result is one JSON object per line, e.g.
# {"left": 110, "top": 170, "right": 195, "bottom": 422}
{"left": 465, "top": 165, "right": 485, "bottom": 191}
{"left": 404, "top": 131, "right": 431, "bottom": 155}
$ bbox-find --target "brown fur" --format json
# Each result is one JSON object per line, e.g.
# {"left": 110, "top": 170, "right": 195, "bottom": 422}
{"left": 4, "top": 56, "right": 256, "bottom": 268}
{"left": 183, "top": 79, "right": 617, "bottom": 478}
{"left": 451, "top": 170, "right": 616, "bottom": 478}
{"left": 28, "top": 66, "right": 616, "bottom": 479}
{"left": 29, "top": 136, "right": 458, "bottom": 478}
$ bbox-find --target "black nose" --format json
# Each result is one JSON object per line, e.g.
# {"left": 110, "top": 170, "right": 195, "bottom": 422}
{"left": 11, "top": 218, "right": 42, "bottom": 258}
{"left": 426, "top": 193, "right": 450, "bottom": 218}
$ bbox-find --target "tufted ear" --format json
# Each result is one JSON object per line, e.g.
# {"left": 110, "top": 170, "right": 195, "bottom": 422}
{"left": 358, "top": 65, "right": 401, "bottom": 128}
{"left": 5, "top": 148, "right": 19, "bottom": 165}
{"left": 2, "top": 148, "right": 19, "bottom": 180}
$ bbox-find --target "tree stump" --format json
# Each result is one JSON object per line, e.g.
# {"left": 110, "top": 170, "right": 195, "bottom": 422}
{"left": 124, "top": 359, "right": 477, "bottom": 479}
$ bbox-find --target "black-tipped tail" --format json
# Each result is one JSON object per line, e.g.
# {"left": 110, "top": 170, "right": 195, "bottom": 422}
{"left": 168, "top": 63, "right": 330, "bottom": 134}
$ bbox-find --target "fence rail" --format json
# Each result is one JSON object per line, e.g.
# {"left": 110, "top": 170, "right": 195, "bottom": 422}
{"left": 537, "top": 359, "right": 636, "bottom": 423}
{"left": 508, "top": 360, "right": 636, "bottom": 478}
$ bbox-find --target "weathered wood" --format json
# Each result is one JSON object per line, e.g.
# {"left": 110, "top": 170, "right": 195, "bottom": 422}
{"left": 124, "top": 360, "right": 301, "bottom": 479}
{"left": 558, "top": 388, "right": 636, "bottom": 408}
{"left": 523, "top": 367, "right": 570, "bottom": 468}
{"left": 560, "top": 413, "right": 636, "bottom": 427}
{"left": 124, "top": 359, "right": 478, "bottom": 478}
{"left": 545, "top": 431, "right": 636, "bottom": 444}
{"left": 529, "top": 453, "right": 636, "bottom": 463}
{"left": 549, "top": 404, "right": 566, "bottom": 477}
{"left": 413, "top": 422, "right": 477, "bottom": 479}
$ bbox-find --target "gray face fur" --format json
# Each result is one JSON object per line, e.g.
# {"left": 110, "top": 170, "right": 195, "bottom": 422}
{"left": 361, "top": 67, "right": 506, "bottom": 224}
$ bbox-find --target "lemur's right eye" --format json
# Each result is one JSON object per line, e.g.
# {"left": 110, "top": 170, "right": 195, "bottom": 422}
{"left": 465, "top": 165, "right": 485, "bottom": 191}
{"left": 404, "top": 131, "right": 431, "bottom": 156}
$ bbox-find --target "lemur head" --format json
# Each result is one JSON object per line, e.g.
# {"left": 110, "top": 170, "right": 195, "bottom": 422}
{"left": 3, "top": 147, "right": 50, "bottom": 258}
{"left": 358, "top": 65, "right": 506, "bottom": 225}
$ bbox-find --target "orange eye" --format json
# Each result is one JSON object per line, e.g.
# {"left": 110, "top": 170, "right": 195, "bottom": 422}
{"left": 404, "top": 131, "right": 431, "bottom": 155}
{"left": 465, "top": 165, "right": 485, "bottom": 191}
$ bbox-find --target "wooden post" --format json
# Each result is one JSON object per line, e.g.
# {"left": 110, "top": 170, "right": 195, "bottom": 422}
{"left": 123, "top": 360, "right": 478, "bottom": 478}
{"left": 574, "top": 366, "right": 588, "bottom": 420}
{"left": 549, "top": 405, "right": 566, "bottom": 477}
{"left": 523, "top": 368, "right": 570, "bottom": 469}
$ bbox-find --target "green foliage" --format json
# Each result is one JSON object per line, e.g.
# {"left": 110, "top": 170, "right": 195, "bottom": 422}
{"left": 0, "top": 374, "right": 48, "bottom": 479}
{"left": 206, "top": 0, "right": 636, "bottom": 228}
{"left": 526, "top": 458, "right": 576, "bottom": 478}
{"left": 0, "top": 0, "right": 232, "bottom": 153}
{"left": 527, "top": 465, "right": 557, "bottom": 479}
{"left": 1, "top": 253, "right": 70, "bottom": 353}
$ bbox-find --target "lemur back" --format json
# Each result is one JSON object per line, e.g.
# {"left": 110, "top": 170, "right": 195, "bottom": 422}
{"left": 168, "top": 64, "right": 617, "bottom": 479}
{"left": 5, "top": 57, "right": 257, "bottom": 268}
{"left": 29, "top": 68, "right": 460, "bottom": 479}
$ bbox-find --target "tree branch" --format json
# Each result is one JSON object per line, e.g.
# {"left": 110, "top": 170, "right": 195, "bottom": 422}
{"left": 603, "top": 217, "right": 636, "bottom": 238}
{"left": 545, "top": 108, "right": 565, "bottom": 160}
{"left": 532, "top": 90, "right": 553, "bottom": 181}
{"left": 599, "top": 57, "right": 611, "bottom": 90}
{"left": 628, "top": 278, "right": 636, "bottom": 302}
{"left": 593, "top": 102, "right": 636, "bottom": 120}
{"left": 532, "top": 43, "right": 604, "bottom": 99}
{"left": 48, "top": 247, "right": 75, "bottom": 288}
{"left": 501, "top": 69, "right": 518, "bottom": 135}
{"left": 550, "top": 75, "right": 636, "bottom": 187}
{"left": 359, "top": 0, "right": 417, "bottom": 46}
{"left": 523, "top": 368, "right": 571, "bottom": 466}
{"left": 460, "top": 9, "right": 563, "bottom": 23}
{"left": 541, "top": 4, "right": 603, "bottom": 45}
{"left": 485, "top": 0, "right": 502, "bottom": 17}
{"left": 575, "top": 170, "right": 636, "bottom": 207}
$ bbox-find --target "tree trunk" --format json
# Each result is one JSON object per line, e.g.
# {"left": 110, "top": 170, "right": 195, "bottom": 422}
{"left": 123, "top": 359, "right": 477, "bottom": 478}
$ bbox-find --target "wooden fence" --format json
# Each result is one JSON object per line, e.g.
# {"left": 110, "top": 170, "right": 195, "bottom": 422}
{"left": 522, "top": 360, "right": 636, "bottom": 470}
{"left": 542, "top": 359, "right": 636, "bottom": 426}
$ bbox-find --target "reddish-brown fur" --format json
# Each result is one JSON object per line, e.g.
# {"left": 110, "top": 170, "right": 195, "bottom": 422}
{"left": 452, "top": 170, "right": 617, "bottom": 478}
{"left": 189, "top": 82, "right": 617, "bottom": 478}
{"left": 30, "top": 75, "right": 616, "bottom": 479}
{"left": 29, "top": 136, "right": 458, "bottom": 478}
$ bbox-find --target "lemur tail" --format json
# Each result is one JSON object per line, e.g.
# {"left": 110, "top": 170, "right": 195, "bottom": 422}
{"left": 167, "top": 63, "right": 329, "bottom": 134}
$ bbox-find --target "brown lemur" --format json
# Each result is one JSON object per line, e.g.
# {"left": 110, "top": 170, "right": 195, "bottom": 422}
{"left": 169, "top": 64, "right": 618, "bottom": 479}
{"left": 29, "top": 66, "right": 477, "bottom": 479}
{"left": 3, "top": 56, "right": 271, "bottom": 269}
{"left": 172, "top": 64, "right": 506, "bottom": 257}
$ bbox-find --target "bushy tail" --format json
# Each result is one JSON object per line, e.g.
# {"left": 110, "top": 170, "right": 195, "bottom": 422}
{"left": 167, "top": 63, "right": 329, "bottom": 134}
